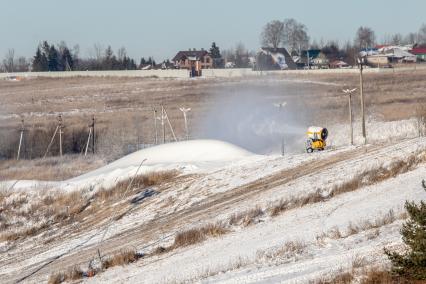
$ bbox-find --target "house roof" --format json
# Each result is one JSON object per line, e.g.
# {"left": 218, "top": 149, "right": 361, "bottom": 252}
{"left": 172, "top": 50, "right": 209, "bottom": 62}
{"left": 301, "top": 49, "right": 321, "bottom": 59}
{"left": 259, "top": 47, "right": 297, "bottom": 69}
{"left": 410, "top": 48, "right": 426, "bottom": 55}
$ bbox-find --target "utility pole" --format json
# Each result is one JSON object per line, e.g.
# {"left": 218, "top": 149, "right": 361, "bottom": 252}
{"left": 358, "top": 58, "right": 367, "bottom": 144}
{"left": 84, "top": 116, "right": 95, "bottom": 156}
{"left": 179, "top": 107, "right": 191, "bottom": 140}
{"left": 153, "top": 107, "right": 158, "bottom": 145}
{"left": 163, "top": 107, "right": 177, "bottom": 142}
{"left": 307, "top": 50, "right": 310, "bottom": 69}
{"left": 160, "top": 106, "right": 166, "bottom": 144}
{"left": 92, "top": 115, "right": 95, "bottom": 154}
{"left": 17, "top": 118, "right": 25, "bottom": 160}
{"left": 58, "top": 114, "right": 63, "bottom": 157}
{"left": 343, "top": 88, "right": 357, "bottom": 145}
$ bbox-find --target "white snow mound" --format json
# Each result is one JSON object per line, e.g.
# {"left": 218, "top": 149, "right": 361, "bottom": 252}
{"left": 64, "top": 139, "right": 254, "bottom": 190}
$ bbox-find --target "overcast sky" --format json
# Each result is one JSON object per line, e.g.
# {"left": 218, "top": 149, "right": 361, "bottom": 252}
{"left": 1, "top": 0, "right": 425, "bottom": 61}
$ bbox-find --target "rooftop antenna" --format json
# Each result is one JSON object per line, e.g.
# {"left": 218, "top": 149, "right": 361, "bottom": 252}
{"left": 179, "top": 107, "right": 191, "bottom": 140}
{"left": 343, "top": 88, "right": 357, "bottom": 145}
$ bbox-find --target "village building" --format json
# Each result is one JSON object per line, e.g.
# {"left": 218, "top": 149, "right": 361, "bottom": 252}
{"left": 329, "top": 60, "right": 350, "bottom": 69}
{"left": 256, "top": 47, "right": 296, "bottom": 70}
{"left": 410, "top": 47, "right": 426, "bottom": 62}
{"left": 172, "top": 49, "right": 213, "bottom": 76}
{"left": 297, "top": 50, "right": 330, "bottom": 69}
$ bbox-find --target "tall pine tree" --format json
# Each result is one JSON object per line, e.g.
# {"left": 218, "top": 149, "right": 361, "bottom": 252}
{"left": 209, "top": 42, "right": 224, "bottom": 68}
{"left": 60, "top": 47, "right": 74, "bottom": 71}
{"left": 47, "top": 45, "right": 59, "bottom": 71}
{"left": 385, "top": 195, "right": 426, "bottom": 280}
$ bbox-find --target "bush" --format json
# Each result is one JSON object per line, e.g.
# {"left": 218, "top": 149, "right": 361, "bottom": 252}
{"left": 384, "top": 198, "right": 426, "bottom": 280}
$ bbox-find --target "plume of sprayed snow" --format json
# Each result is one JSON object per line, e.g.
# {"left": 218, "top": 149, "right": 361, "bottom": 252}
{"left": 196, "top": 89, "right": 311, "bottom": 154}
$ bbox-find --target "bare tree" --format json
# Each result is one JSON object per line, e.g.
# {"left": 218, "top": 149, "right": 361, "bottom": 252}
{"left": 93, "top": 43, "right": 104, "bottom": 61}
{"left": 354, "top": 26, "right": 376, "bottom": 49}
{"left": 117, "top": 47, "right": 127, "bottom": 62}
{"left": 2, "top": 49, "right": 15, "bottom": 72}
{"left": 283, "top": 18, "right": 309, "bottom": 54}
{"left": 235, "top": 42, "right": 249, "bottom": 68}
{"left": 404, "top": 32, "right": 418, "bottom": 45}
{"left": 261, "top": 20, "right": 285, "bottom": 49}
{"left": 15, "top": 57, "right": 29, "bottom": 72}
{"left": 418, "top": 23, "right": 426, "bottom": 44}
{"left": 391, "top": 33, "right": 403, "bottom": 45}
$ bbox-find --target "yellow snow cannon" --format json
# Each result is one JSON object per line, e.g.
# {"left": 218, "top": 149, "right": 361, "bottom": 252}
{"left": 306, "top": 126, "right": 328, "bottom": 153}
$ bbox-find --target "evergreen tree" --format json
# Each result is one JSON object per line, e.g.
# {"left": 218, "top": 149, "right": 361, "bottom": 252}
{"left": 385, "top": 193, "right": 426, "bottom": 280}
{"left": 140, "top": 57, "right": 147, "bottom": 67}
{"left": 60, "top": 47, "right": 74, "bottom": 71}
{"left": 47, "top": 45, "right": 59, "bottom": 71}
{"left": 32, "top": 47, "right": 47, "bottom": 71}
{"left": 42, "top": 41, "right": 50, "bottom": 57}
{"left": 103, "top": 46, "right": 116, "bottom": 70}
{"left": 210, "top": 42, "right": 221, "bottom": 58}
{"left": 210, "top": 42, "right": 224, "bottom": 68}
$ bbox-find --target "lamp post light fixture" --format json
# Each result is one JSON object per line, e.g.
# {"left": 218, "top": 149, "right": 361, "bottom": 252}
{"left": 179, "top": 107, "right": 191, "bottom": 140}
{"left": 343, "top": 88, "right": 357, "bottom": 145}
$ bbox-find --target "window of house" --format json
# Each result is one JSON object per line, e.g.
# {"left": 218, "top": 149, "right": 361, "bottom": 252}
{"left": 206, "top": 57, "right": 210, "bottom": 63}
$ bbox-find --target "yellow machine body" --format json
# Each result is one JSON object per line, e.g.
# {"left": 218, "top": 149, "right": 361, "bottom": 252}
{"left": 306, "top": 126, "right": 328, "bottom": 153}
{"left": 311, "top": 139, "right": 326, "bottom": 150}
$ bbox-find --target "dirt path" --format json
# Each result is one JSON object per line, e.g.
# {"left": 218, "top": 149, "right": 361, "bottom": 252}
{"left": 1, "top": 143, "right": 395, "bottom": 284}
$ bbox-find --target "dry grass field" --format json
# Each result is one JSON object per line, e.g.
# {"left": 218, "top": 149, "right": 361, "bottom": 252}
{"left": 0, "top": 68, "right": 425, "bottom": 179}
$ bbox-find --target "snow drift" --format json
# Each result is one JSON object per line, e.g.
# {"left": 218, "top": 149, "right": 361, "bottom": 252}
{"left": 64, "top": 139, "right": 254, "bottom": 190}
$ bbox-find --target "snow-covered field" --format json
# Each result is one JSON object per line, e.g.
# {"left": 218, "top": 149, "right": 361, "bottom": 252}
{"left": 0, "top": 118, "right": 425, "bottom": 283}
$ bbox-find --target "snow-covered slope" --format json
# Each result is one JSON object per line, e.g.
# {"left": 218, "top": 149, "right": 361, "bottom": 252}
{"left": 1, "top": 136, "right": 425, "bottom": 284}
{"left": 87, "top": 149, "right": 426, "bottom": 284}
{"left": 64, "top": 139, "right": 254, "bottom": 190}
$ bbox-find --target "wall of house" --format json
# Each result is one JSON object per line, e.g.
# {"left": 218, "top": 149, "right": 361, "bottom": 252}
{"left": 177, "top": 56, "right": 213, "bottom": 70}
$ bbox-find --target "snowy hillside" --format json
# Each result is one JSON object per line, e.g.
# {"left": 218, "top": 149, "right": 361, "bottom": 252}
{"left": 0, "top": 136, "right": 425, "bottom": 284}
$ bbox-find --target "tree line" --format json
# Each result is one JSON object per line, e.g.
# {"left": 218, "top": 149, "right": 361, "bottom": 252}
{"left": 261, "top": 19, "right": 426, "bottom": 65}
{"left": 32, "top": 41, "right": 141, "bottom": 72}
{"left": 1, "top": 21, "right": 426, "bottom": 72}
{"left": 0, "top": 41, "right": 156, "bottom": 72}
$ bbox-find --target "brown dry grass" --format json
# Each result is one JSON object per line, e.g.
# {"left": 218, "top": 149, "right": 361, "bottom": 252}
{"left": 173, "top": 222, "right": 228, "bottom": 248}
{"left": 359, "top": 268, "right": 416, "bottom": 284}
{"left": 94, "top": 170, "right": 179, "bottom": 202}
{"left": 257, "top": 240, "right": 307, "bottom": 263}
{"left": 101, "top": 249, "right": 141, "bottom": 269}
{"left": 0, "top": 170, "right": 179, "bottom": 243}
{"left": 47, "top": 265, "right": 83, "bottom": 284}
{"left": 314, "top": 271, "right": 354, "bottom": 284}
{"left": 269, "top": 150, "right": 425, "bottom": 220}
{"left": 315, "top": 209, "right": 399, "bottom": 242}
{"left": 0, "top": 155, "right": 105, "bottom": 181}
{"left": 229, "top": 206, "right": 264, "bottom": 226}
